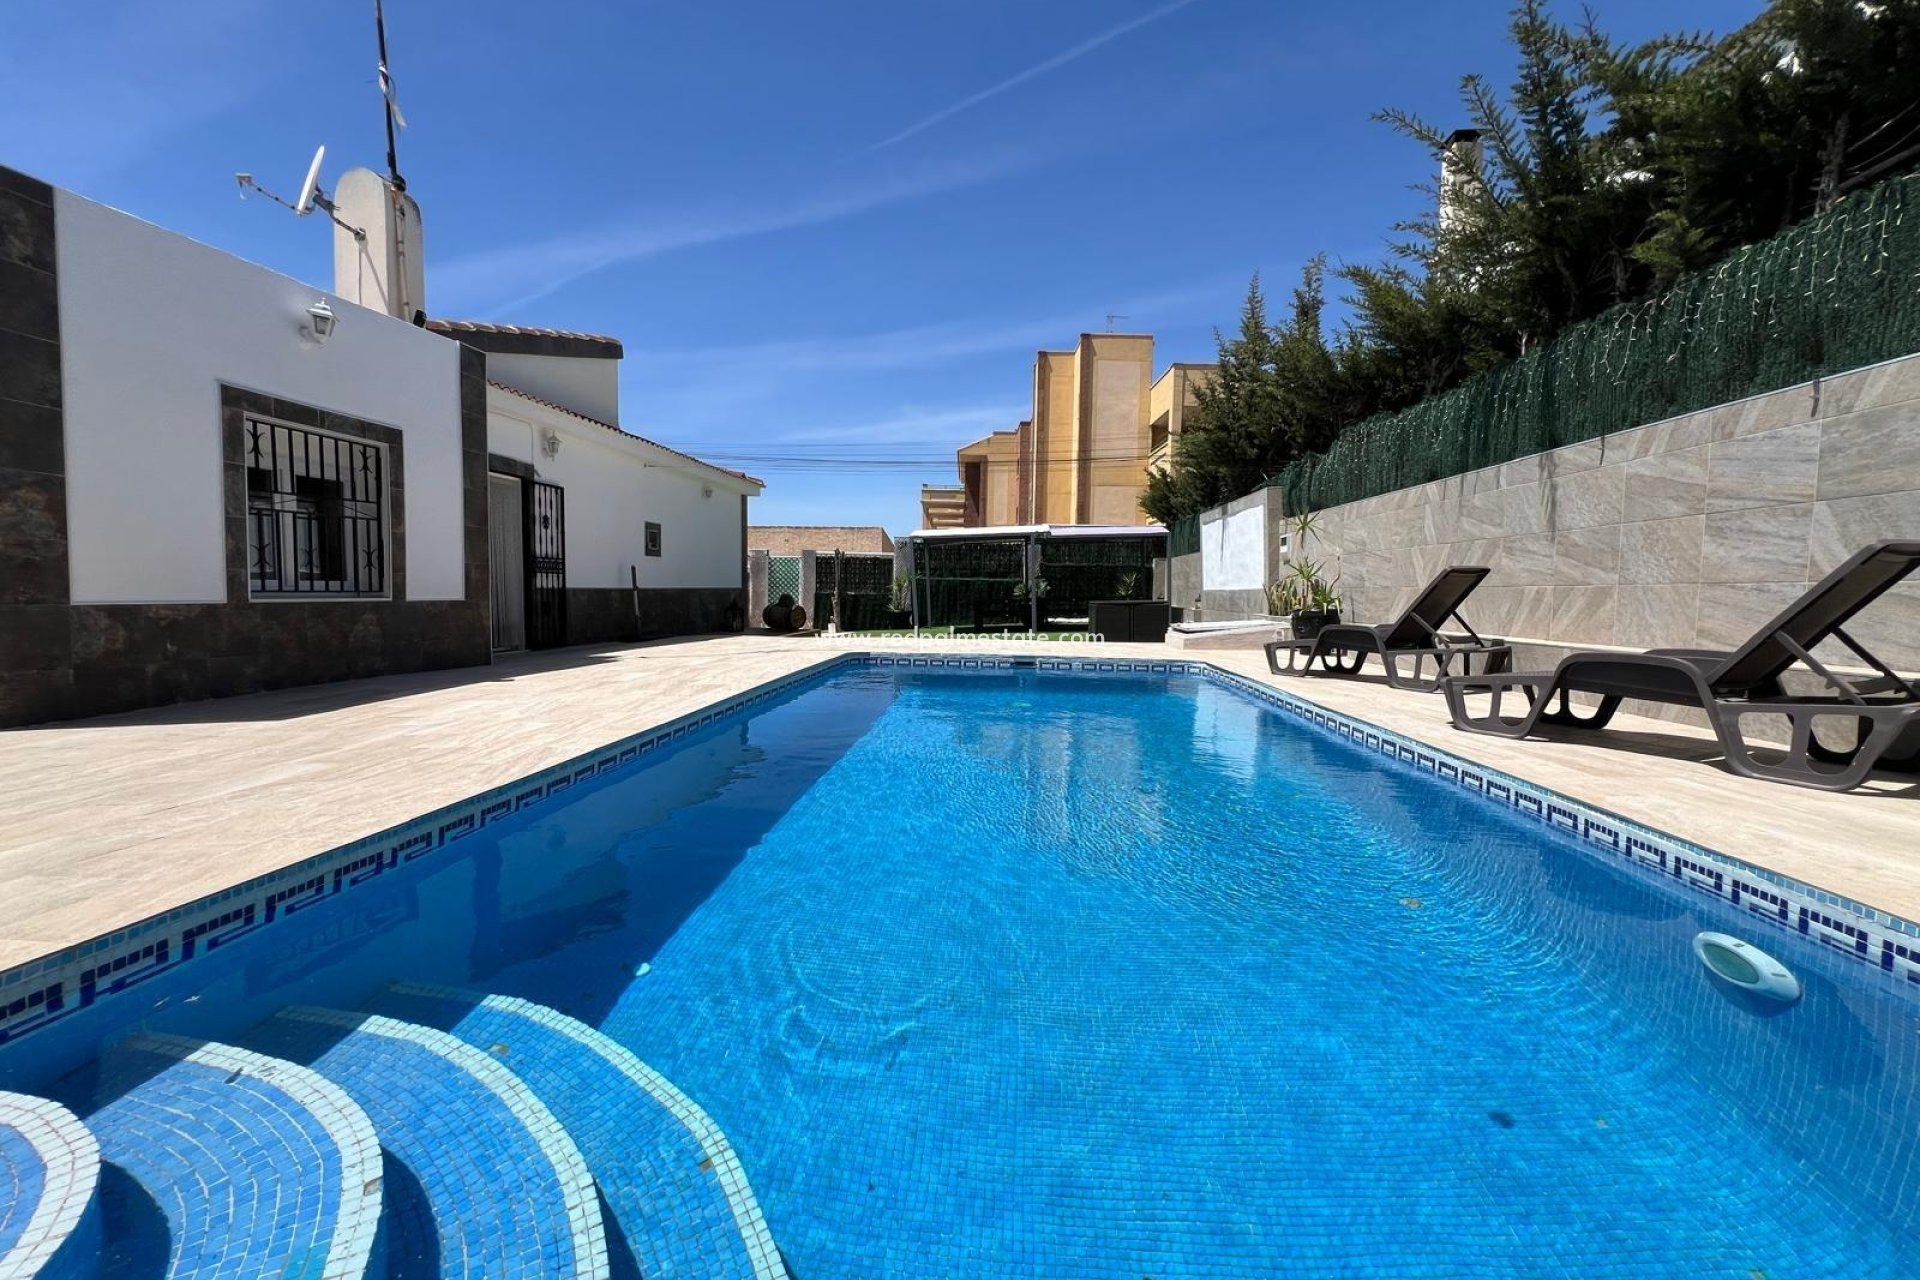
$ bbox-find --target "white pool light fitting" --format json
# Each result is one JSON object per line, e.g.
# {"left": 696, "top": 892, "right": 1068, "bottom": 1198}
{"left": 1693, "top": 931, "right": 1801, "bottom": 1003}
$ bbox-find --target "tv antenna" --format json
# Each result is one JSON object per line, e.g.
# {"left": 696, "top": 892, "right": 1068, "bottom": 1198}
{"left": 375, "top": 0, "right": 406, "bottom": 190}
{"left": 1104, "top": 312, "right": 1130, "bottom": 332}
{"left": 235, "top": 145, "right": 366, "bottom": 242}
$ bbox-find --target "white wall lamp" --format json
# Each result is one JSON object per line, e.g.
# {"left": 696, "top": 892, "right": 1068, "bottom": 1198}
{"left": 540, "top": 428, "right": 562, "bottom": 459}
{"left": 304, "top": 298, "right": 337, "bottom": 345}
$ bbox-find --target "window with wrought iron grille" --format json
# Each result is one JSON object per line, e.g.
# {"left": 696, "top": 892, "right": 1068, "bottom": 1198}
{"left": 243, "top": 415, "right": 389, "bottom": 597}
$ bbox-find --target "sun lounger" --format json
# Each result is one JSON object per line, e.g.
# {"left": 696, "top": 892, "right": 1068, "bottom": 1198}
{"left": 1443, "top": 541, "right": 1920, "bottom": 791}
{"left": 1266, "top": 565, "right": 1512, "bottom": 692}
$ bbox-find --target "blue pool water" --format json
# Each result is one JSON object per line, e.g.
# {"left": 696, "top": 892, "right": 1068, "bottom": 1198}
{"left": 7, "top": 667, "right": 1919, "bottom": 1276}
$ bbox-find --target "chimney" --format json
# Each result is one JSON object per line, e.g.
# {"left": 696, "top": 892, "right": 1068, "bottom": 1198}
{"left": 332, "top": 166, "right": 426, "bottom": 322}
{"left": 1438, "top": 128, "right": 1483, "bottom": 237}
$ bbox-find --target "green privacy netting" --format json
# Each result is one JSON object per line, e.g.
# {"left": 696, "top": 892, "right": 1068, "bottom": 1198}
{"left": 1271, "top": 169, "right": 1920, "bottom": 514}
{"left": 917, "top": 537, "right": 1027, "bottom": 631}
{"left": 1036, "top": 536, "right": 1160, "bottom": 624}
{"left": 914, "top": 534, "right": 1166, "bottom": 630}
{"left": 815, "top": 553, "right": 899, "bottom": 631}
{"left": 1169, "top": 515, "right": 1200, "bottom": 558}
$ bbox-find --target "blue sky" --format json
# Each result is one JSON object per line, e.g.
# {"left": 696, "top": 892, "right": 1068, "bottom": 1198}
{"left": 3, "top": 0, "right": 1763, "bottom": 532}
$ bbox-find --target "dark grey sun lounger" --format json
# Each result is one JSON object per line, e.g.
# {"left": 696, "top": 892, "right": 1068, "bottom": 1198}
{"left": 1265, "top": 565, "right": 1513, "bottom": 692}
{"left": 1444, "top": 540, "right": 1920, "bottom": 791}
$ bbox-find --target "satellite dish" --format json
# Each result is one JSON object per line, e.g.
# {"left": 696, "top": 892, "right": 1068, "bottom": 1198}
{"left": 233, "top": 144, "right": 364, "bottom": 243}
{"left": 294, "top": 145, "right": 326, "bottom": 215}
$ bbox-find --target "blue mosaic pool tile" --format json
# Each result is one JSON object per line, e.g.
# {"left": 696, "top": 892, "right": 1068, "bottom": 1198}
{"left": 0, "top": 1091, "right": 100, "bottom": 1280}
{"left": 1188, "top": 660, "right": 1920, "bottom": 998}
{"left": 3, "top": 648, "right": 1916, "bottom": 1061}
{"left": 370, "top": 984, "right": 782, "bottom": 1280}
{"left": 245, "top": 1006, "right": 608, "bottom": 1279}
{"left": 56, "top": 1035, "right": 374, "bottom": 1279}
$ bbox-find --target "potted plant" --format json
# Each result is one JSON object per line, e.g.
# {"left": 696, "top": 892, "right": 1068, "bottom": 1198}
{"left": 1269, "top": 512, "right": 1342, "bottom": 640}
{"left": 1289, "top": 561, "right": 1343, "bottom": 640}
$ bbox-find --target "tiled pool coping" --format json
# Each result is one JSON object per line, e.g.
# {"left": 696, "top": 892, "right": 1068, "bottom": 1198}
{"left": 2, "top": 653, "right": 1915, "bottom": 1054}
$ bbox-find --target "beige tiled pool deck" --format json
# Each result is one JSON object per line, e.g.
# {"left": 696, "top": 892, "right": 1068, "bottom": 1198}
{"left": 1, "top": 633, "right": 1915, "bottom": 969}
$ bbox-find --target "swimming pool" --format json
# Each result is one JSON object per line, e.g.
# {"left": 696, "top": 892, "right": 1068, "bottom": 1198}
{"left": 3, "top": 660, "right": 1917, "bottom": 1277}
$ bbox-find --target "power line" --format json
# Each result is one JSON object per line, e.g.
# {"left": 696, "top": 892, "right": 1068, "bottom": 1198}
{"left": 652, "top": 452, "right": 1167, "bottom": 474}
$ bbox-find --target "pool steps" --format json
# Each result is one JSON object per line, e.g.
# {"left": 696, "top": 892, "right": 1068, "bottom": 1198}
{"left": 371, "top": 983, "right": 783, "bottom": 1280}
{"left": 246, "top": 1006, "right": 610, "bottom": 1280}
{"left": 0, "top": 1091, "right": 100, "bottom": 1280}
{"left": 4, "top": 992, "right": 780, "bottom": 1279}
{"left": 49, "top": 1034, "right": 378, "bottom": 1280}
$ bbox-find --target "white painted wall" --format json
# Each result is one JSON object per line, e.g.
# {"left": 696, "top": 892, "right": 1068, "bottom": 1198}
{"left": 1201, "top": 505, "right": 1265, "bottom": 591}
{"left": 486, "top": 388, "right": 753, "bottom": 590}
{"left": 487, "top": 353, "right": 619, "bottom": 424}
{"left": 56, "top": 190, "right": 467, "bottom": 603}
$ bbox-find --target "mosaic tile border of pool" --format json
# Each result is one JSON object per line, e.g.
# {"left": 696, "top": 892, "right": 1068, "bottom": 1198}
{"left": 2, "top": 651, "right": 1915, "bottom": 1057}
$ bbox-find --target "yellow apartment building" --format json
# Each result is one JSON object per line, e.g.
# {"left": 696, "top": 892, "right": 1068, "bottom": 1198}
{"left": 925, "top": 334, "right": 1212, "bottom": 529}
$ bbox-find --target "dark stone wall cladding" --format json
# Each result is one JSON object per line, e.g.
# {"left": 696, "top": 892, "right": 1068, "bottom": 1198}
{"left": 0, "top": 166, "right": 495, "bottom": 728}
{"left": 565, "top": 587, "right": 745, "bottom": 644}
{"left": 0, "top": 166, "right": 71, "bottom": 726}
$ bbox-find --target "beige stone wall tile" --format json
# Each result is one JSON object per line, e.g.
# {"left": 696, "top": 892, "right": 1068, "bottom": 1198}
{"left": 1816, "top": 403, "right": 1920, "bottom": 500}
{"left": 1834, "top": 581, "right": 1920, "bottom": 675}
{"left": 1553, "top": 524, "right": 1621, "bottom": 585}
{"left": 1734, "top": 383, "right": 1819, "bottom": 436}
{"left": 1508, "top": 585, "right": 1555, "bottom": 639}
{"left": 1621, "top": 447, "right": 1708, "bottom": 522}
{"left": 1423, "top": 502, "right": 1463, "bottom": 545}
{"left": 1599, "top": 423, "right": 1660, "bottom": 464}
{"left": 1696, "top": 581, "right": 1802, "bottom": 649}
{"left": 1547, "top": 466, "right": 1624, "bottom": 530}
{"left": 1618, "top": 584, "right": 1697, "bottom": 649}
{"left": 1551, "top": 437, "right": 1605, "bottom": 475}
{"left": 1858, "top": 353, "right": 1920, "bottom": 411}
{"left": 1811, "top": 367, "right": 1874, "bottom": 421}
{"left": 1701, "top": 504, "right": 1812, "bottom": 584}
{"left": 1498, "top": 453, "right": 1543, "bottom": 490}
{"left": 1493, "top": 532, "right": 1557, "bottom": 586}
{"left": 1551, "top": 585, "right": 1617, "bottom": 646}
{"left": 1706, "top": 421, "right": 1820, "bottom": 511}
{"left": 1652, "top": 411, "right": 1726, "bottom": 454}
{"left": 1808, "top": 492, "right": 1920, "bottom": 576}
{"left": 1468, "top": 585, "right": 1519, "bottom": 636}
{"left": 1619, "top": 516, "right": 1703, "bottom": 585}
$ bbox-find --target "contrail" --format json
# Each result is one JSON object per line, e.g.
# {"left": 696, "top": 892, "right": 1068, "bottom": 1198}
{"left": 869, "top": 0, "right": 1202, "bottom": 151}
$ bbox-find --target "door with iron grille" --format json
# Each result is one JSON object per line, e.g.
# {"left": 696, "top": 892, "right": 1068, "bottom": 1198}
{"left": 487, "top": 475, "right": 526, "bottom": 651}
{"left": 525, "top": 481, "right": 568, "bottom": 649}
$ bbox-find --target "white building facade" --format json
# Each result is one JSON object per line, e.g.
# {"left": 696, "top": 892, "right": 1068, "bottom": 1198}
{"left": 0, "top": 160, "right": 758, "bottom": 726}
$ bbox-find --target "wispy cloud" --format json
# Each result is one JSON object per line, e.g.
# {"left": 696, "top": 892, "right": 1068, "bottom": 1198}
{"left": 434, "top": 150, "right": 1034, "bottom": 315}
{"left": 630, "top": 278, "right": 1234, "bottom": 385}
{"left": 868, "top": 0, "right": 1202, "bottom": 152}
{"left": 777, "top": 402, "right": 1033, "bottom": 445}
